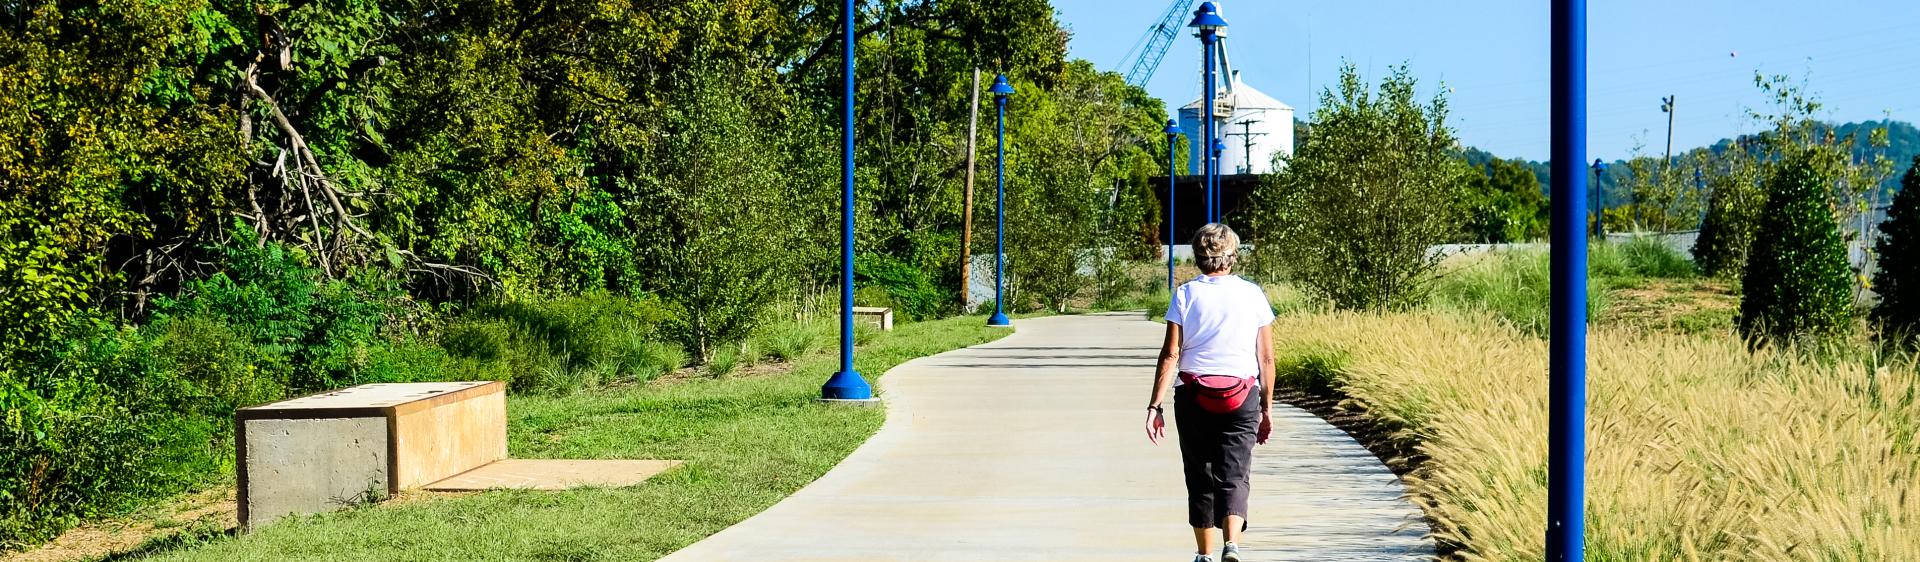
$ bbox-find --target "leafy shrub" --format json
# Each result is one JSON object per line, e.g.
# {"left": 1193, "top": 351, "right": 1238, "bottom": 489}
{"left": 1739, "top": 156, "right": 1856, "bottom": 344}
{"left": 156, "top": 236, "right": 398, "bottom": 391}
{"left": 1090, "top": 251, "right": 1139, "bottom": 309}
{"left": 1, "top": 322, "right": 222, "bottom": 550}
{"left": 856, "top": 253, "right": 946, "bottom": 321}
{"left": 1693, "top": 164, "right": 1767, "bottom": 279}
{"left": 149, "top": 314, "right": 290, "bottom": 416}
{"left": 441, "top": 294, "right": 673, "bottom": 393}
{"left": 1248, "top": 65, "right": 1468, "bottom": 311}
{"left": 1873, "top": 158, "right": 1920, "bottom": 344}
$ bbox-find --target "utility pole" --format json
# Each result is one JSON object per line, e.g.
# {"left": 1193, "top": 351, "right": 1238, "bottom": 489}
{"left": 960, "top": 69, "right": 980, "bottom": 310}
{"left": 1660, "top": 95, "right": 1676, "bottom": 169}
{"left": 1226, "top": 118, "right": 1265, "bottom": 173}
{"left": 1656, "top": 94, "right": 1675, "bottom": 231}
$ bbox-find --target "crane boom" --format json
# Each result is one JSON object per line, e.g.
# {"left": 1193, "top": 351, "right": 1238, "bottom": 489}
{"left": 1121, "top": 0, "right": 1196, "bottom": 88}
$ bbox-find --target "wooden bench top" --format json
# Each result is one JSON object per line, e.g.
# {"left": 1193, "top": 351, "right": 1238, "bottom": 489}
{"left": 238, "top": 381, "right": 501, "bottom": 419}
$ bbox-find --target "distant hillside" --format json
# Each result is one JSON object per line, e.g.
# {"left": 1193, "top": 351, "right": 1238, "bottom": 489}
{"left": 1463, "top": 120, "right": 1920, "bottom": 200}
{"left": 1460, "top": 146, "right": 1552, "bottom": 190}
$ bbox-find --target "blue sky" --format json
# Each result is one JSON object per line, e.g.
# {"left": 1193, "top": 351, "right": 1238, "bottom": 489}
{"left": 1052, "top": 0, "right": 1920, "bottom": 161}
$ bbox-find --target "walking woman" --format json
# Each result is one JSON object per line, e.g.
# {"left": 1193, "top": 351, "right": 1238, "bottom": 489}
{"left": 1145, "top": 223, "right": 1276, "bottom": 562}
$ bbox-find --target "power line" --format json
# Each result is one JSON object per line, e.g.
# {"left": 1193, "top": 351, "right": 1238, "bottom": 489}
{"left": 1225, "top": 118, "right": 1267, "bottom": 174}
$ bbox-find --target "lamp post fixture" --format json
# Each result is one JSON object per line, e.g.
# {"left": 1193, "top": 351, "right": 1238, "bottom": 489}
{"left": 821, "top": 0, "right": 873, "bottom": 402}
{"left": 987, "top": 74, "right": 1015, "bottom": 328}
{"left": 1590, "top": 158, "right": 1608, "bottom": 238}
{"left": 1164, "top": 119, "right": 1182, "bottom": 291}
{"left": 1190, "top": 1, "right": 1226, "bottom": 225}
{"left": 1211, "top": 138, "right": 1227, "bottom": 223}
{"left": 1549, "top": 0, "right": 1590, "bottom": 558}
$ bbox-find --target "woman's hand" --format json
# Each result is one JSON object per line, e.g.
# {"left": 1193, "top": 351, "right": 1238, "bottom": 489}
{"left": 1146, "top": 408, "right": 1167, "bottom": 444}
{"left": 1256, "top": 410, "right": 1273, "bottom": 445}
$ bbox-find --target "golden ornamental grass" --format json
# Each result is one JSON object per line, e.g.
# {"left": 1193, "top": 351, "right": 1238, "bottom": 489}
{"left": 1271, "top": 311, "right": 1920, "bottom": 561}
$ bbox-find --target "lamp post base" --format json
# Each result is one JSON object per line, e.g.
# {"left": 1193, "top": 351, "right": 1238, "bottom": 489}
{"left": 815, "top": 397, "right": 882, "bottom": 407}
{"left": 821, "top": 369, "right": 872, "bottom": 401}
{"left": 986, "top": 312, "right": 1012, "bottom": 327}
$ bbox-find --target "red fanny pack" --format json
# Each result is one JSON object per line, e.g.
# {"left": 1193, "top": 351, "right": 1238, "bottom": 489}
{"left": 1179, "top": 372, "right": 1252, "bottom": 414}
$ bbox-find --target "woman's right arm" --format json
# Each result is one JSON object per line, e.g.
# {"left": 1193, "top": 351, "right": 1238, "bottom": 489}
{"left": 1146, "top": 322, "right": 1182, "bottom": 444}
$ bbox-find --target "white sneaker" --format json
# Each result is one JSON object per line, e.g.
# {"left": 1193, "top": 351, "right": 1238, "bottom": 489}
{"left": 1221, "top": 542, "right": 1242, "bottom": 562}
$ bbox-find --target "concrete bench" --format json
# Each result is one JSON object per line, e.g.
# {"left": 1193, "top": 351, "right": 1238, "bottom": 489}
{"left": 237, "top": 381, "right": 685, "bottom": 530}
{"left": 853, "top": 306, "right": 894, "bottom": 331}
{"left": 237, "top": 382, "right": 507, "bottom": 529}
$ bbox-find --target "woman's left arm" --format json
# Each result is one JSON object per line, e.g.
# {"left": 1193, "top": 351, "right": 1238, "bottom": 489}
{"left": 1256, "top": 325, "right": 1275, "bottom": 412}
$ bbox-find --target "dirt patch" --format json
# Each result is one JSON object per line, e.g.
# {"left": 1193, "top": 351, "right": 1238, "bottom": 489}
{"left": 1600, "top": 278, "right": 1739, "bottom": 335}
{"left": 5, "top": 488, "right": 235, "bottom": 562}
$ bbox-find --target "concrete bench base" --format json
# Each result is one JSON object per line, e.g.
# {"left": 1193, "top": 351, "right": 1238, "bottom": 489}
{"left": 852, "top": 306, "right": 894, "bottom": 331}
{"left": 237, "top": 382, "right": 505, "bottom": 529}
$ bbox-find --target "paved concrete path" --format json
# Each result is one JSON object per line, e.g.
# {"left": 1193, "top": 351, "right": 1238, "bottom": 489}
{"left": 660, "top": 313, "right": 1432, "bottom": 561}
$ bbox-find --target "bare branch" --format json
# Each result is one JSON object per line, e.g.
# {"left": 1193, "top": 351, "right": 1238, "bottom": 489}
{"left": 243, "top": 66, "right": 374, "bottom": 240}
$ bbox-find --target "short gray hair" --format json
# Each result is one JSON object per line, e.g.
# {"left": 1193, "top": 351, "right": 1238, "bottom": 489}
{"left": 1192, "top": 223, "right": 1240, "bottom": 274}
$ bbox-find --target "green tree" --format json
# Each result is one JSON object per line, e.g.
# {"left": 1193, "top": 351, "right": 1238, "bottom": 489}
{"left": 635, "top": 64, "right": 798, "bottom": 364}
{"left": 1739, "top": 155, "right": 1856, "bottom": 344}
{"left": 1001, "top": 61, "right": 1165, "bottom": 313}
{"left": 1615, "top": 151, "right": 1708, "bottom": 233}
{"left": 1872, "top": 158, "right": 1920, "bottom": 343}
{"left": 1694, "top": 139, "right": 1769, "bottom": 278}
{"left": 1698, "top": 74, "right": 1893, "bottom": 282}
{"left": 1460, "top": 158, "right": 1547, "bottom": 243}
{"left": 1248, "top": 64, "right": 1468, "bottom": 310}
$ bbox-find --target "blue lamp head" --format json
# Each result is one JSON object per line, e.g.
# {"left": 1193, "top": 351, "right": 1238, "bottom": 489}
{"left": 1188, "top": 2, "right": 1228, "bottom": 31}
{"left": 1164, "top": 119, "right": 1181, "bottom": 136}
{"left": 1591, "top": 158, "right": 1607, "bottom": 172}
{"left": 1212, "top": 139, "right": 1227, "bottom": 153}
{"left": 989, "top": 74, "right": 1015, "bottom": 99}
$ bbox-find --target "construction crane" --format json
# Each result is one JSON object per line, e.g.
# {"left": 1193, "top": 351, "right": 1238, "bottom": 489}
{"left": 1117, "top": 0, "right": 1196, "bottom": 88}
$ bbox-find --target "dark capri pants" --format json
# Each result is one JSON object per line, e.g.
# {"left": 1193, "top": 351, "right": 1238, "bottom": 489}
{"left": 1173, "top": 382, "right": 1261, "bottom": 529}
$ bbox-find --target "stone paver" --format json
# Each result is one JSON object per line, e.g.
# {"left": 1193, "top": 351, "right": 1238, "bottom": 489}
{"left": 422, "top": 459, "right": 682, "bottom": 491}
{"left": 659, "top": 313, "right": 1432, "bottom": 561}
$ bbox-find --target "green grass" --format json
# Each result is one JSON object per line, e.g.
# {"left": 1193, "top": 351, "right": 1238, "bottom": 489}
{"left": 1431, "top": 239, "right": 1699, "bottom": 336}
{"left": 118, "top": 315, "right": 1006, "bottom": 562}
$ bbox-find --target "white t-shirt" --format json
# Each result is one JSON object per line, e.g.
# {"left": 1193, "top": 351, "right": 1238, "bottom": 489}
{"left": 1164, "top": 274, "right": 1276, "bottom": 379}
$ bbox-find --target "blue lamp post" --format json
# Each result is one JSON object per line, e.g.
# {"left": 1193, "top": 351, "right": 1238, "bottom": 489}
{"left": 1549, "top": 0, "right": 1590, "bottom": 559}
{"left": 1190, "top": 2, "right": 1226, "bottom": 225}
{"left": 1164, "top": 119, "right": 1181, "bottom": 291}
{"left": 1211, "top": 138, "right": 1227, "bottom": 222}
{"left": 1590, "top": 158, "right": 1608, "bottom": 237}
{"left": 821, "top": 0, "right": 872, "bottom": 402}
{"left": 986, "top": 74, "right": 1015, "bottom": 328}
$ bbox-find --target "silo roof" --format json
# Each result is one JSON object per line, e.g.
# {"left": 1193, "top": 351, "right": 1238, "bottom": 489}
{"left": 1181, "top": 78, "right": 1295, "bottom": 111}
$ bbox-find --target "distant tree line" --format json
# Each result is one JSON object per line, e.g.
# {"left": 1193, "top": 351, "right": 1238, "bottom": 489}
{"left": 1242, "top": 65, "right": 1920, "bottom": 350}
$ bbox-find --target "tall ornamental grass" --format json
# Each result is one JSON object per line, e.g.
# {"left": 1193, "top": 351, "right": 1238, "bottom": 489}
{"left": 1271, "top": 311, "right": 1920, "bottom": 560}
